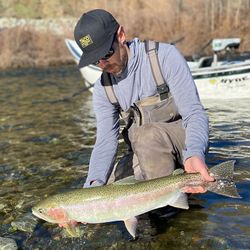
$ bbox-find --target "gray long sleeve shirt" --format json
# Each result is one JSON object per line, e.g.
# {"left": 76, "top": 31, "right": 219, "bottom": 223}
{"left": 84, "top": 38, "right": 209, "bottom": 187}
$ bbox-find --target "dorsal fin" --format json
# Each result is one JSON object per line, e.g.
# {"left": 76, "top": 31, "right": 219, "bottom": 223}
{"left": 172, "top": 168, "right": 184, "bottom": 175}
{"left": 112, "top": 176, "right": 139, "bottom": 185}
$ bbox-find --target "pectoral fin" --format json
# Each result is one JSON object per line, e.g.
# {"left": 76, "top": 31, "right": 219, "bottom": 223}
{"left": 168, "top": 193, "right": 189, "bottom": 209}
{"left": 59, "top": 222, "right": 80, "bottom": 237}
{"left": 124, "top": 217, "right": 138, "bottom": 238}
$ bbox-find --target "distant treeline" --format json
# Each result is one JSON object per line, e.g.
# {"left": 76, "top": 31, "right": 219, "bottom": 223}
{"left": 0, "top": 0, "right": 250, "bottom": 69}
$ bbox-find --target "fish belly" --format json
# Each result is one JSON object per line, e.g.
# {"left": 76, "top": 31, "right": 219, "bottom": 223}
{"left": 66, "top": 189, "right": 182, "bottom": 223}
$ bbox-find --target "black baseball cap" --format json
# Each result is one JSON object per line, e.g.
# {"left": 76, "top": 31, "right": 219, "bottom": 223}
{"left": 74, "top": 9, "right": 119, "bottom": 68}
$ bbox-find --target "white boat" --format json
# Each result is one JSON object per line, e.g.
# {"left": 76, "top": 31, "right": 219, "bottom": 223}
{"left": 65, "top": 38, "right": 250, "bottom": 99}
{"left": 65, "top": 38, "right": 102, "bottom": 90}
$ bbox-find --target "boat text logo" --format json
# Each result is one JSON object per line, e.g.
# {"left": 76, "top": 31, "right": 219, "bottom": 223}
{"left": 79, "top": 35, "right": 93, "bottom": 48}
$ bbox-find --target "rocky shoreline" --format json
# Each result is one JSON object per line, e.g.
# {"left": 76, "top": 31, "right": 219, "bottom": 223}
{"left": 0, "top": 18, "right": 78, "bottom": 70}
{"left": 1, "top": 16, "right": 250, "bottom": 71}
{"left": 0, "top": 17, "right": 77, "bottom": 35}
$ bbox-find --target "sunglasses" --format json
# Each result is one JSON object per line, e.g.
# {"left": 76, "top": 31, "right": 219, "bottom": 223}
{"left": 93, "top": 35, "right": 117, "bottom": 65}
{"left": 93, "top": 48, "right": 115, "bottom": 66}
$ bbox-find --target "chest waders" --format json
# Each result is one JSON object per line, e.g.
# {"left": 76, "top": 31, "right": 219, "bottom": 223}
{"left": 102, "top": 41, "right": 185, "bottom": 182}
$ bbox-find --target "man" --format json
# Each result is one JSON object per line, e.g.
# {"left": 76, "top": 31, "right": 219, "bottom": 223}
{"left": 74, "top": 9, "right": 214, "bottom": 193}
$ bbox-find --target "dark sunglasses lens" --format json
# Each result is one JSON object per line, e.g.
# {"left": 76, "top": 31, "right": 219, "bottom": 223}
{"left": 93, "top": 48, "right": 115, "bottom": 65}
{"left": 102, "top": 49, "right": 114, "bottom": 60}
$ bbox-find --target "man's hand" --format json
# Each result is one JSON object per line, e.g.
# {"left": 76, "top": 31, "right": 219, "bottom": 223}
{"left": 183, "top": 156, "right": 214, "bottom": 193}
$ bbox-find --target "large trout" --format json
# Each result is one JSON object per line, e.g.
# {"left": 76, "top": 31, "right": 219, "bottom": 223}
{"left": 32, "top": 161, "right": 241, "bottom": 238}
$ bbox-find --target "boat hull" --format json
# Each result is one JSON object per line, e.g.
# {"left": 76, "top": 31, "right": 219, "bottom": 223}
{"left": 192, "top": 62, "right": 250, "bottom": 99}
{"left": 65, "top": 39, "right": 250, "bottom": 99}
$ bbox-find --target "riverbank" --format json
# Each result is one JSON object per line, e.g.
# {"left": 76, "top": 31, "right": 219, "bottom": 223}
{"left": 0, "top": 18, "right": 77, "bottom": 70}
{"left": 1, "top": 2, "right": 250, "bottom": 71}
{"left": 0, "top": 17, "right": 77, "bottom": 35}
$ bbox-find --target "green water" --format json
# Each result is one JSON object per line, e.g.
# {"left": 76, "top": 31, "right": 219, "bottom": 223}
{"left": 0, "top": 66, "right": 249, "bottom": 249}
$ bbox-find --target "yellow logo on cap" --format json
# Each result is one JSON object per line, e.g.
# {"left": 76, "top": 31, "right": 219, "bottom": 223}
{"left": 209, "top": 79, "right": 217, "bottom": 85}
{"left": 79, "top": 34, "right": 93, "bottom": 48}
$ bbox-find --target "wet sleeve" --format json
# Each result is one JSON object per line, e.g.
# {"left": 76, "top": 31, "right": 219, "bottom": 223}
{"left": 160, "top": 45, "right": 209, "bottom": 163}
{"left": 84, "top": 80, "right": 120, "bottom": 187}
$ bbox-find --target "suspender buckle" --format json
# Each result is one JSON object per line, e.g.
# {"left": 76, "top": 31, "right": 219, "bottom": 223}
{"left": 157, "top": 84, "right": 169, "bottom": 100}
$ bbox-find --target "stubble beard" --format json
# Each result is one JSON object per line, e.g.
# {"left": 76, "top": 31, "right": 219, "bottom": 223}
{"left": 103, "top": 43, "right": 128, "bottom": 76}
{"left": 113, "top": 51, "right": 128, "bottom": 76}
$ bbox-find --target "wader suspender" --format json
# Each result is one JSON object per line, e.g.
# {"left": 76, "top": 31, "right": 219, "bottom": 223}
{"left": 144, "top": 40, "right": 169, "bottom": 100}
{"left": 102, "top": 40, "right": 170, "bottom": 105}
{"left": 101, "top": 72, "right": 119, "bottom": 106}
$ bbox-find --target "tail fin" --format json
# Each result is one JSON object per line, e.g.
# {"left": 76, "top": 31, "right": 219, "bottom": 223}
{"left": 207, "top": 160, "right": 241, "bottom": 198}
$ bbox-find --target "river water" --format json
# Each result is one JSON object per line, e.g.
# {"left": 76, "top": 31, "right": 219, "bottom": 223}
{"left": 0, "top": 66, "right": 249, "bottom": 250}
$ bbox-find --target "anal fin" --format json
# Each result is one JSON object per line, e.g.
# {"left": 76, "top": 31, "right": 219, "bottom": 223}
{"left": 124, "top": 217, "right": 138, "bottom": 239}
{"left": 168, "top": 192, "right": 189, "bottom": 209}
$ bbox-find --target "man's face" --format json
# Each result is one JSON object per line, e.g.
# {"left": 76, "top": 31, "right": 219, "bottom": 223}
{"left": 96, "top": 39, "right": 128, "bottom": 76}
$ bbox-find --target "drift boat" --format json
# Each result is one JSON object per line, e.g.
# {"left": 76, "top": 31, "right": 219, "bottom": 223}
{"left": 65, "top": 38, "right": 250, "bottom": 99}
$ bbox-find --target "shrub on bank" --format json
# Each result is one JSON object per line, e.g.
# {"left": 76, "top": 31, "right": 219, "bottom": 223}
{"left": 0, "top": 26, "right": 74, "bottom": 70}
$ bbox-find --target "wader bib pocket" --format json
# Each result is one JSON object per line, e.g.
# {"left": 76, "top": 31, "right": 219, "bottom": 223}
{"left": 132, "top": 94, "right": 181, "bottom": 126}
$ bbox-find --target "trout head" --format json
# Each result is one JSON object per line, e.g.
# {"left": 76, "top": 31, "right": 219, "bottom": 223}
{"left": 32, "top": 197, "right": 69, "bottom": 224}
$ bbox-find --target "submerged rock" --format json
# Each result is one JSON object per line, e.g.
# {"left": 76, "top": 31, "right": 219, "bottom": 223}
{"left": 63, "top": 150, "right": 91, "bottom": 166}
{"left": 198, "top": 236, "right": 232, "bottom": 249}
{"left": 24, "top": 133, "right": 60, "bottom": 144}
{"left": 0, "top": 141, "right": 10, "bottom": 151}
{"left": 0, "top": 237, "right": 17, "bottom": 250}
{"left": 0, "top": 203, "right": 7, "bottom": 211}
{"left": 11, "top": 212, "right": 38, "bottom": 233}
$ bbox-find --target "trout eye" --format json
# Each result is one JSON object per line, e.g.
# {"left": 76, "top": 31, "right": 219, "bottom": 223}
{"left": 38, "top": 208, "right": 44, "bottom": 214}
